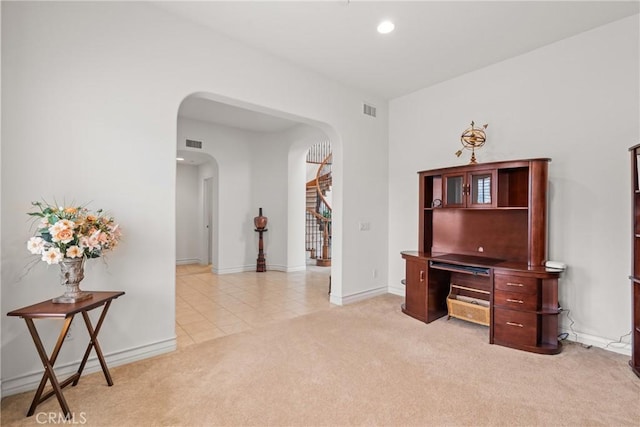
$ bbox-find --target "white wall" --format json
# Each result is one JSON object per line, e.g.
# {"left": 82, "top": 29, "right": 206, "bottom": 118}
{"left": 389, "top": 16, "right": 640, "bottom": 352}
{"left": 1, "top": 2, "right": 388, "bottom": 396}
{"left": 248, "top": 131, "right": 290, "bottom": 272}
{"left": 0, "top": 1, "right": 4, "bottom": 392}
{"left": 176, "top": 163, "right": 201, "bottom": 264}
{"left": 178, "top": 118, "right": 253, "bottom": 273}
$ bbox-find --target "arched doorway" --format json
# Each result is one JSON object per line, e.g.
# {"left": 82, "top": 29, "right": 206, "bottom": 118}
{"left": 174, "top": 93, "right": 342, "bottom": 347}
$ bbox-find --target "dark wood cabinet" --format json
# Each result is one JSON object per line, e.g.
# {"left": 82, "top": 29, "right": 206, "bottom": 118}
{"left": 629, "top": 144, "right": 640, "bottom": 377}
{"left": 491, "top": 271, "right": 560, "bottom": 353}
{"left": 443, "top": 169, "right": 496, "bottom": 208}
{"left": 403, "top": 158, "right": 562, "bottom": 355}
{"left": 401, "top": 256, "right": 428, "bottom": 322}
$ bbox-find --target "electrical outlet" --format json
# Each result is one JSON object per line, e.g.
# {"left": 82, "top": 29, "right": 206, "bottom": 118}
{"left": 359, "top": 222, "right": 370, "bottom": 231}
{"left": 372, "top": 269, "right": 378, "bottom": 278}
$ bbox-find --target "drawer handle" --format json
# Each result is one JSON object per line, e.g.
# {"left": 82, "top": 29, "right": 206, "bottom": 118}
{"left": 420, "top": 271, "right": 424, "bottom": 282}
{"left": 506, "top": 298, "right": 524, "bottom": 304}
{"left": 506, "top": 282, "right": 524, "bottom": 287}
{"left": 506, "top": 321, "right": 524, "bottom": 328}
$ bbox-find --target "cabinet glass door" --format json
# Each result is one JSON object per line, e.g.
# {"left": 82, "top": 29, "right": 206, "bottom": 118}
{"left": 469, "top": 172, "right": 493, "bottom": 206}
{"left": 444, "top": 175, "right": 465, "bottom": 206}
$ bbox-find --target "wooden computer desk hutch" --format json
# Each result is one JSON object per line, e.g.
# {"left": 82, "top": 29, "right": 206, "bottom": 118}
{"left": 401, "top": 158, "right": 564, "bottom": 355}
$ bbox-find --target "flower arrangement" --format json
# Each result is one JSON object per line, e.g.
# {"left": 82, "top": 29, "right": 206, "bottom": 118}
{"left": 26, "top": 200, "right": 122, "bottom": 265}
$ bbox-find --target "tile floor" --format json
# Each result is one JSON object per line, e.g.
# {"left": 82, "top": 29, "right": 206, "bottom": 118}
{"left": 175, "top": 264, "right": 333, "bottom": 349}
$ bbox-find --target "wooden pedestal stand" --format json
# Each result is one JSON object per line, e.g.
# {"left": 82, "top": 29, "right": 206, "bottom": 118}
{"left": 254, "top": 208, "right": 268, "bottom": 272}
{"left": 255, "top": 228, "right": 267, "bottom": 272}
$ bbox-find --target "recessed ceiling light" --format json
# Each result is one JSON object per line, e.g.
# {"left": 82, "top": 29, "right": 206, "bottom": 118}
{"left": 176, "top": 157, "right": 185, "bottom": 161}
{"left": 377, "top": 20, "right": 395, "bottom": 34}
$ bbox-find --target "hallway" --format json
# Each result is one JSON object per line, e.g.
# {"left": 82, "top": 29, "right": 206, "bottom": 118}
{"left": 175, "top": 265, "right": 333, "bottom": 349}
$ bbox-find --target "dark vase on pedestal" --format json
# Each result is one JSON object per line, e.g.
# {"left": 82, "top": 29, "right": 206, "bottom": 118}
{"left": 254, "top": 208, "right": 268, "bottom": 272}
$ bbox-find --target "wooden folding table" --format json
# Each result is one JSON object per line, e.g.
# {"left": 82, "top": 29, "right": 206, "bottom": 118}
{"left": 7, "top": 291, "right": 125, "bottom": 419}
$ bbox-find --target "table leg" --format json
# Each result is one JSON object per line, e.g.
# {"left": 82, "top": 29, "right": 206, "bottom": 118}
{"left": 24, "top": 316, "right": 73, "bottom": 419}
{"left": 73, "top": 301, "right": 114, "bottom": 386}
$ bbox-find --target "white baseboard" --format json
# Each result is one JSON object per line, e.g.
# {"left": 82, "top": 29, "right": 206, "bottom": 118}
{"left": 559, "top": 327, "right": 632, "bottom": 356}
{"left": 212, "top": 265, "right": 253, "bottom": 274}
{"left": 176, "top": 258, "right": 201, "bottom": 265}
{"left": 268, "top": 264, "right": 308, "bottom": 273}
{"left": 287, "top": 265, "right": 308, "bottom": 273}
{"left": 329, "top": 293, "right": 343, "bottom": 305}
{"left": 211, "top": 264, "right": 307, "bottom": 274}
{"left": 336, "top": 286, "right": 388, "bottom": 306}
{"left": 265, "top": 264, "right": 305, "bottom": 272}
{"left": 388, "top": 285, "right": 404, "bottom": 297}
{"left": 1, "top": 337, "right": 176, "bottom": 398}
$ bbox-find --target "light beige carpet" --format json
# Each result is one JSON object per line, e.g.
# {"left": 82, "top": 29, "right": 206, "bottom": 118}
{"left": 2, "top": 294, "right": 639, "bottom": 426}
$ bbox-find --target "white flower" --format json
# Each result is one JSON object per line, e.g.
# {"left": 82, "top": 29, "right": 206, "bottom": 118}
{"left": 50, "top": 227, "right": 74, "bottom": 244}
{"left": 65, "top": 245, "right": 83, "bottom": 258}
{"left": 41, "top": 247, "right": 63, "bottom": 265}
{"left": 49, "top": 219, "right": 75, "bottom": 243}
{"left": 27, "top": 237, "right": 46, "bottom": 255}
{"left": 48, "top": 221, "right": 65, "bottom": 235}
{"left": 58, "top": 219, "right": 76, "bottom": 229}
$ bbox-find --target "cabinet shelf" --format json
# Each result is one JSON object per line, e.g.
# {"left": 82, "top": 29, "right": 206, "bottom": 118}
{"left": 537, "top": 309, "right": 562, "bottom": 315}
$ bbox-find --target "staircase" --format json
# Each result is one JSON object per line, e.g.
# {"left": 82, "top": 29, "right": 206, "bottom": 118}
{"left": 306, "top": 142, "right": 332, "bottom": 267}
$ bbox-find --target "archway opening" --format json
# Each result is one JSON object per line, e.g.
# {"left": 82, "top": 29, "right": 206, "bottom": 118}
{"left": 174, "top": 92, "right": 342, "bottom": 347}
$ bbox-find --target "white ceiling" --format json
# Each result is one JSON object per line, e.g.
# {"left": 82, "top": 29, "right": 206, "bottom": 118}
{"left": 169, "top": 0, "right": 639, "bottom": 160}
{"left": 159, "top": 1, "right": 639, "bottom": 100}
{"left": 178, "top": 97, "right": 298, "bottom": 133}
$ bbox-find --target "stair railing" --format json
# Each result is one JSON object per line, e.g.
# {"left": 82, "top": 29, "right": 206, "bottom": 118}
{"left": 305, "top": 209, "right": 331, "bottom": 263}
{"left": 305, "top": 139, "right": 332, "bottom": 164}
{"left": 308, "top": 153, "right": 332, "bottom": 264}
{"left": 315, "top": 153, "right": 332, "bottom": 217}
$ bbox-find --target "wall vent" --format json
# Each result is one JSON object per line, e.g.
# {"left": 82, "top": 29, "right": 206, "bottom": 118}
{"left": 363, "top": 103, "right": 377, "bottom": 118}
{"left": 186, "top": 139, "right": 202, "bottom": 149}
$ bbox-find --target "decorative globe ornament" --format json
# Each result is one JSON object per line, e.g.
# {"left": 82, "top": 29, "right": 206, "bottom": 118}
{"left": 455, "top": 121, "right": 488, "bottom": 164}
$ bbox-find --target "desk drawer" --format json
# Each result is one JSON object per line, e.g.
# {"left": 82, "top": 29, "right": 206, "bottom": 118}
{"left": 494, "top": 289, "right": 538, "bottom": 311}
{"left": 494, "top": 274, "right": 538, "bottom": 295}
{"left": 493, "top": 308, "right": 538, "bottom": 347}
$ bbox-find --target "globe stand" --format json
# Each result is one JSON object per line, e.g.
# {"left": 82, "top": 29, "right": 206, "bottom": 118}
{"left": 456, "top": 121, "right": 488, "bottom": 164}
{"left": 469, "top": 149, "right": 478, "bottom": 164}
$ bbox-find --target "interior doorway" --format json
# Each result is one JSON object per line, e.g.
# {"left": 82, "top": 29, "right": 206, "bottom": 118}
{"left": 203, "top": 177, "right": 213, "bottom": 265}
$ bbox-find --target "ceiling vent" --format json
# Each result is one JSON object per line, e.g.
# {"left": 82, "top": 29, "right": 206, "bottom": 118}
{"left": 363, "top": 103, "right": 377, "bottom": 118}
{"left": 185, "top": 139, "right": 202, "bottom": 149}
